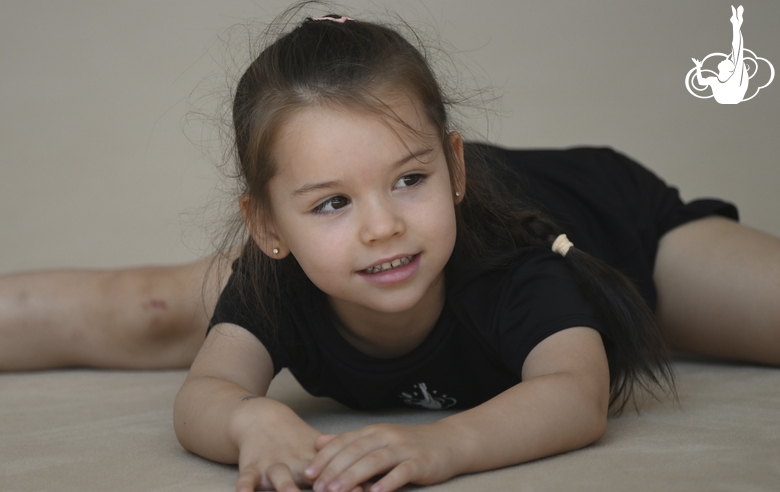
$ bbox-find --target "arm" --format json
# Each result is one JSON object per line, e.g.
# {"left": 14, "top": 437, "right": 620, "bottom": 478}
{"left": 692, "top": 58, "right": 711, "bottom": 87}
{"left": 174, "top": 323, "right": 322, "bottom": 492}
{"left": 305, "top": 326, "right": 609, "bottom": 492}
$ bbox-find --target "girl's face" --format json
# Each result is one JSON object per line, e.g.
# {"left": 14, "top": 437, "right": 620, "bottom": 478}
{"left": 258, "top": 94, "right": 464, "bottom": 321}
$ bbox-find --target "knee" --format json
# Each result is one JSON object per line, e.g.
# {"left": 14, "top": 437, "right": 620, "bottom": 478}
{"left": 96, "top": 266, "right": 206, "bottom": 367}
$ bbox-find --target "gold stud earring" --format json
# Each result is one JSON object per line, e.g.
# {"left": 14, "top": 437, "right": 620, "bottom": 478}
{"left": 272, "top": 248, "right": 279, "bottom": 255}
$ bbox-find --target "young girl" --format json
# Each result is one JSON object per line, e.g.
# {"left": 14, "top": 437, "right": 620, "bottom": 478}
{"left": 167, "top": 12, "right": 774, "bottom": 492}
{"left": 1, "top": 7, "right": 779, "bottom": 492}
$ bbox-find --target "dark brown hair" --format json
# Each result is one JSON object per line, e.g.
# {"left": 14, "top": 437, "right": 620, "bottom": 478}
{"left": 224, "top": 5, "right": 674, "bottom": 414}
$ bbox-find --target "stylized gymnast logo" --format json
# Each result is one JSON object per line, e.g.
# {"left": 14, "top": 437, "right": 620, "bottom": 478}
{"left": 399, "top": 382, "right": 457, "bottom": 410}
{"left": 685, "top": 5, "right": 774, "bottom": 104}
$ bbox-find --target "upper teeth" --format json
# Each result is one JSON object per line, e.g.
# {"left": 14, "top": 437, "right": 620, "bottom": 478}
{"left": 364, "top": 255, "right": 414, "bottom": 274}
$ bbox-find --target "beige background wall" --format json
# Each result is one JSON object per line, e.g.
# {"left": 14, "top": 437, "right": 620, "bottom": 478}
{"left": 2, "top": 0, "right": 778, "bottom": 274}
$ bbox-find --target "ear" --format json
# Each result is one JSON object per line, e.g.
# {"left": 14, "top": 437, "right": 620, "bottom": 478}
{"left": 448, "top": 131, "right": 467, "bottom": 204}
{"left": 239, "top": 194, "right": 289, "bottom": 259}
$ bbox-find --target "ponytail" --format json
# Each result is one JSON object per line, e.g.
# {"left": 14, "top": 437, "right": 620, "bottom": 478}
{"left": 456, "top": 144, "right": 675, "bottom": 415}
{"left": 557, "top": 243, "right": 675, "bottom": 414}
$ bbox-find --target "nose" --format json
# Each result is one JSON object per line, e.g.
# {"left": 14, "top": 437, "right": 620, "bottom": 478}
{"left": 358, "top": 195, "right": 406, "bottom": 244}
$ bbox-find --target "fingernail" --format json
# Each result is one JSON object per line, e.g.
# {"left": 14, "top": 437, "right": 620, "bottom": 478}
{"left": 304, "top": 466, "right": 316, "bottom": 477}
{"left": 328, "top": 481, "right": 344, "bottom": 492}
{"left": 313, "top": 481, "right": 324, "bottom": 492}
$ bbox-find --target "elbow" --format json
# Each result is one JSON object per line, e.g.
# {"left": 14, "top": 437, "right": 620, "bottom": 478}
{"left": 172, "top": 382, "right": 196, "bottom": 452}
{"left": 172, "top": 392, "right": 187, "bottom": 449}
{"left": 574, "top": 398, "right": 608, "bottom": 450}
{"left": 555, "top": 372, "right": 610, "bottom": 450}
{"left": 578, "top": 375, "right": 609, "bottom": 446}
{"left": 587, "top": 387, "right": 609, "bottom": 445}
{"left": 589, "top": 409, "right": 608, "bottom": 444}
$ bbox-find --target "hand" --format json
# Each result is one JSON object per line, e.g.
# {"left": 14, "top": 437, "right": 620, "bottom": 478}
{"left": 233, "top": 398, "right": 323, "bottom": 492}
{"left": 692, "top": 58, "right": 702, "bottom": 67}
{"left": 303, "top": 422, "right": 462, "bottom": 492}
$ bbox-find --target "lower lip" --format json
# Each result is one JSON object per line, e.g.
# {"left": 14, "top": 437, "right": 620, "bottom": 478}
{"left": 357, "top": 254, "right": 420, "bottom": 286}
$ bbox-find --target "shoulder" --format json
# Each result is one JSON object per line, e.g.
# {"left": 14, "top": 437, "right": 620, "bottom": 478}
{"left": 447, "top": 244, "right": 592, "bottom": 315}
{"left": 208, "top": 256, "right": 319, "bottom": 373}
{"left": 446, "top": 244, "right": 602, "bottom": 375}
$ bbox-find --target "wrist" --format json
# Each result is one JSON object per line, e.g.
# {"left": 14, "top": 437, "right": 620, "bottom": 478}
{"left": 228, "top": 396, "right": 288, "bottom": 449}
{"left": 427, "top": 418, "right": 479, "bottom": 477}
{"left": 228, "top": 396, "right": 321, "bottom": 452}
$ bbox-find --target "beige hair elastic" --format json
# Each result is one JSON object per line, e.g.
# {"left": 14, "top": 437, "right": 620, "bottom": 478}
{"left": 551, "top": 234, "right": 574, "bottom": 257}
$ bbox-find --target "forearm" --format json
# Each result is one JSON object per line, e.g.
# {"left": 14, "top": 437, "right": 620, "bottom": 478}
{"left": 174, "top": 374, "right": 312, "bottom": 464}
{"left": 173, "top": 376, "right": 298, "bottom": 464}
{"left": 437, "top": 371, "right": 608, "bottom": 475}
{"left": 307, "top": 329, "right": 609, "bottom": 492}
{"left": 695, "top": 67, "right": 707, "bottom": 86}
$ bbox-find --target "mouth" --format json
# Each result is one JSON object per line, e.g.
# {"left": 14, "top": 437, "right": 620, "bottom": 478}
{"left": 362, "top": 255, "right": 416, "bottom": 274}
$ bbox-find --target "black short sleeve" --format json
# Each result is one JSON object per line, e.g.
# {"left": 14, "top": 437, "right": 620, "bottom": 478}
{"left": 207, "top": 261, "right": 291, "bottom": 375}
{"left": 446, "top": 246, "right": 602, "bottom": 378}
{"left": 495, "top": 249, "right": 602, "bottom": 376}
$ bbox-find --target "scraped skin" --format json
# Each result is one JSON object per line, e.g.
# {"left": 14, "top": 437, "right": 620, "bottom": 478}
{"left": 0, "top": 258, "right": 226, "bottom": 371}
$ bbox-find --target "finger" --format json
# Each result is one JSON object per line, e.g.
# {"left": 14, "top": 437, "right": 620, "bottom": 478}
{"left": 320, "top": 448, "right": 398, "bottom": 492}
{"left": 265, "top": 462, "right": 301, "bottom": 492}
{"left": 315, "top": 434, "right": 339, "bottom": 451}
{"left": 236, "top": 465, "right": 263, "bottom": 492}
{"left": 368, "top": 461, "right": 418, "bottom": 492}
{"left": 306, "top": 432, "right": 363, "bottom": 480}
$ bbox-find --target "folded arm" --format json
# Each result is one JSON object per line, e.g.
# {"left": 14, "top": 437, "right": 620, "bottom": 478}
{"left": 305, "top": 326, "right": 610, "bottom": 492}
{"left": 173, "top": 323, "right": 322, "bottom": 492}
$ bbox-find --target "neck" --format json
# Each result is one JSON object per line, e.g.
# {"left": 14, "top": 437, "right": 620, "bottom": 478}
{"left": 328, "top": 274, "right": 446, "bottom": 359}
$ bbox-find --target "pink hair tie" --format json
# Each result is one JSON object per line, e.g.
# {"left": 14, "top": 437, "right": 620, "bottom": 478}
{"left": 307, "top": 15, "right": 354, "bottom": 24}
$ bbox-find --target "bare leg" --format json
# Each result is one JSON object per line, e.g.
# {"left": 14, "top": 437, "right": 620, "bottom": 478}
{"left": 730, "top": 6, "right": 745, "bottom": 76}
{"left": 0, "top": 257, "right": 231, "bottom": 371}
{"left": 654, "top": 216, "right": 780, "bottom": 365}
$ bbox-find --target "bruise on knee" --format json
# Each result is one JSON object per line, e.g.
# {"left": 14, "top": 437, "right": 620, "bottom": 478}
{"left": 95, "top": 267, "right": 204, "bottom": 366}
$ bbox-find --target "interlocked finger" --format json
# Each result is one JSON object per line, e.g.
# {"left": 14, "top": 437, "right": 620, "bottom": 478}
{"left": 316, "top": 447, "right": 402, "bottom": 492}
{"left": 265, "top": 462, "right": 303, "bottom": 492}
{"left": 317, "top": 436, "right": 389, "bottom": 483}
{"left": 236, "top": 464, "right": 263, "bottom": 492}
{"left": 369, "top": 460, "right": 421, "bottom": 492}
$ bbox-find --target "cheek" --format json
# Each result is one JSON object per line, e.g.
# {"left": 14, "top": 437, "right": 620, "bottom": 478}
{"left": 286, "top": 221, "right": 352, "bottom": 275}
{"left": 412, "top": 190, "right": 458, "bottom": 247}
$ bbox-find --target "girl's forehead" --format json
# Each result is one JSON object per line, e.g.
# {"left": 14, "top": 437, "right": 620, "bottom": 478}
{"left": 272, "top": 97, "right": 437, "bottom": 179}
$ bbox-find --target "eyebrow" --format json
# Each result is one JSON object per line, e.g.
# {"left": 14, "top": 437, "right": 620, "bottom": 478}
{"left": 291, "top": 147, "right": 434, "bottom": 196}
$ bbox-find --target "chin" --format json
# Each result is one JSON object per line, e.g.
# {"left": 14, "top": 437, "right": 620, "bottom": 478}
{"left": 367, "top": 296, "right": 425, "bottom": 314}
{"left": 357, "top": 285, "right": 433, "bottom": 314}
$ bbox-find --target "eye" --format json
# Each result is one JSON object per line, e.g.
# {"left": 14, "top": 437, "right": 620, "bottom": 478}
{"left": 313, "top": 195, "right": 350, "bottom": 214}
{"left": 395, "top": 173, "right": 426, "bottom": 189}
